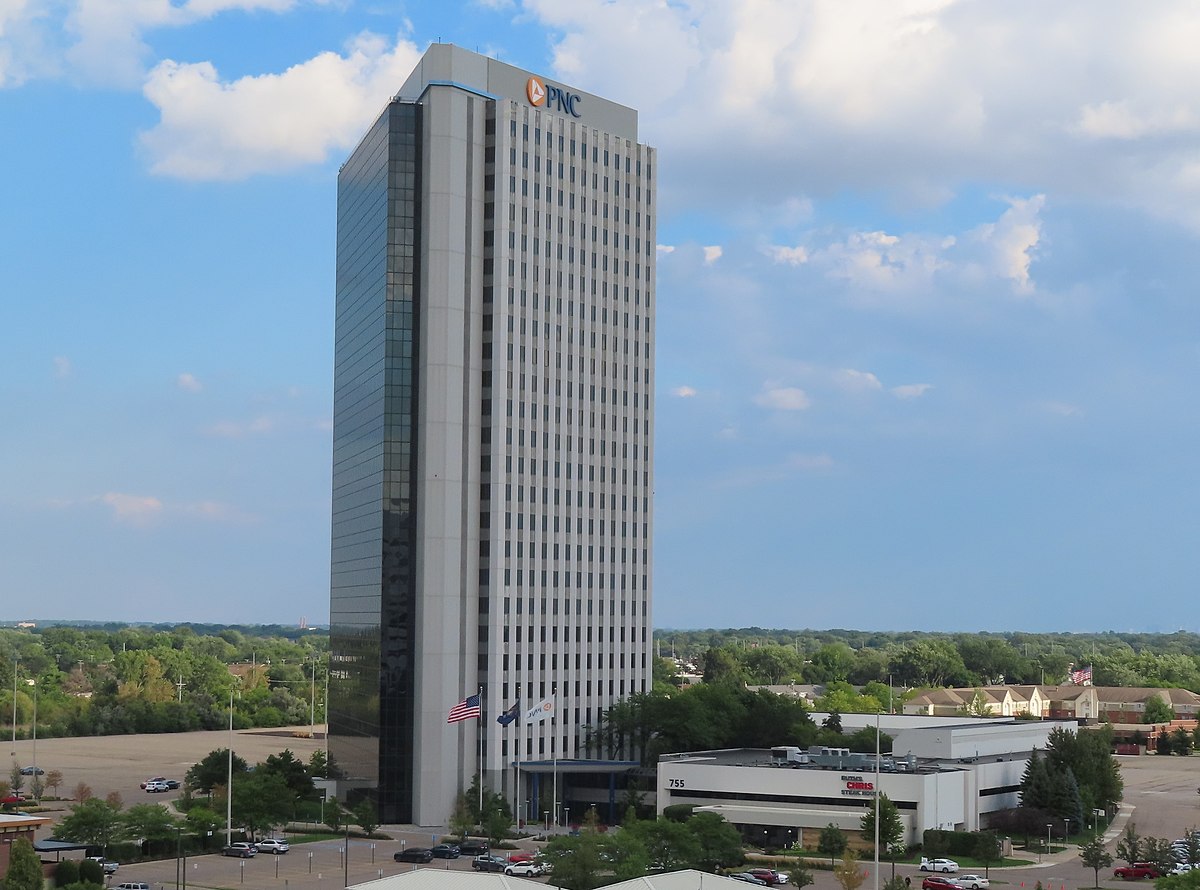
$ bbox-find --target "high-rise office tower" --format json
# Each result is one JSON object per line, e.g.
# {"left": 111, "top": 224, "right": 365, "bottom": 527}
{"left": 329, "top": 45, "right": 655, "bottom": 826}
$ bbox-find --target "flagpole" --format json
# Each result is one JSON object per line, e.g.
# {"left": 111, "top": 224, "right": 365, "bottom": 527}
{"left": 478, "top": 686, "right": 484, "bottom": 824}
{"left": 552, "top": 688, "right": 557, "bottom": 829}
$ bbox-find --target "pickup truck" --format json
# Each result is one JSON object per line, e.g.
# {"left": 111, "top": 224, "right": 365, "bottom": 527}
{"left": 1114, "top": 863, "right": 1160, "bottom": 880}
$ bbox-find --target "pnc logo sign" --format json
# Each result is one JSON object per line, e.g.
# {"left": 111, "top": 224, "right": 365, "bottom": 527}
{"left": 526, "top": 75, "right": 582, "bottom": 118}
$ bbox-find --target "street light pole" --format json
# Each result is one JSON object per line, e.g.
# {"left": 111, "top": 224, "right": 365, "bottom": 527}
{"left": 227, "top": 685, "right": 235, "bottom": 846}
{"left": 1046, "top": 824, "right": 1053, "bottom": 857}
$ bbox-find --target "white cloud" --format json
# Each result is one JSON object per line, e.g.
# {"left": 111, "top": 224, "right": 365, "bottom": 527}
{"left": 140, "top": 32, "right": 423, "bottom": 179}
{"left": 52, "top": 355, "right": 71, "bottom": 378}
{"left": 670, "top": 385, "right": 697, "bottom": 398}
{"left": 834, "top": 368, "right": 883, "bottom": 392}
{"left": 813, "top": 229, "right": 951, "bottom": 292}
{"left": 971, "top": 194, "right": 1045, "bottom": 293}
{"left": 177, "top": 372, "right": 202, "bottom": 392}
{"left": 703, "top": 245, "right": 723, "bottom": 265}
{"left": 524, "top": 1, "right": 1200, "bottom": 234}
{"left": 754, "top": 385, "right": 810, "bottom": 412}
{"left": 657, "top": 244, "right": 675, "bottom": 254}
{"left": 766, "top": 244, "right": 809, "bottom": 266}
{"left": 99, "top": 491, "right": 164, "bottom": 524}
{"left": 892, "top": 383, "right": 932, "bottom": 399}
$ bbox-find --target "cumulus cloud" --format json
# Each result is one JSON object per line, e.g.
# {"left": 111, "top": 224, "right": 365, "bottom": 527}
{"left": 670, "top": 385, "right": 697, "bottom": 398}
{"left": 754, "top": 385, "right": 810, "bottom": 411}
{"left": 524, "top": 1, "right": 1200, "bottom": 233}
{"left": 971, "top": 194, "right": 1045, "bottom": 293}
{"left": 834, "top": 368, "right": 883, "bottom": 392}
{"left": 100, "top": 492, "right": 164, "bottom": 524}
{"left": 766, "top": 244, "right": 809, "bottom": 266}
{"left": 53, "top": 355, "right": 71, "bottom": 378}
{"left": 177, "top": 372, "right": 202, "bottom": 392}
{"left": 703, "top": 245, "right": 723, "bottom": 265}
{"left": 814, "top": 229, "right": 953, "bottom": 293}
{"left": 892, "top": 383, "right": 933, "bottom": 399}
{"left": 140, "top": 32, "right": 422, "bottom": 179}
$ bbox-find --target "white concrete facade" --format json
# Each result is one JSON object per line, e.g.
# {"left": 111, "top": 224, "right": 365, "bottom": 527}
{"left": 655, "top": 719, "right": 1074, "bottom": 843}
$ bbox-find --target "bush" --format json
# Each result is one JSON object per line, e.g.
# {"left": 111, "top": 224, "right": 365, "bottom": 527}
{"left": 78, "top": 859, "right": 104, "bottom": 885}
{"left": 55, "top": 859, "right": 80, "bottom": 886}
{"left": 662, "top": 804, "right": 696, "bottom": 823}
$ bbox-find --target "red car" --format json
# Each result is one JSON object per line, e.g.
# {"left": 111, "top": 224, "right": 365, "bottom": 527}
{"left": 923, "top": 878, "right": 958, "bottom": 890}
{"left": 1115, "top": 864, "right": 1160, "bottom": 880}
{"left": 747, "top": 869, "right": 789, "bottom": 886}
{"left": 1, "top": 793, "right": 26, "bottom": 805}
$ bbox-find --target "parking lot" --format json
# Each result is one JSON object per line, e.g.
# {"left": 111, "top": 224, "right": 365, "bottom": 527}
{"left": 16, "top": 731, "right": 1200, "bottom": 890}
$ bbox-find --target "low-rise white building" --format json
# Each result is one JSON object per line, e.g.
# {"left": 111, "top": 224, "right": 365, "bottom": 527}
{"left": 656, "top": 717, "right": 1075, "bottom": 845}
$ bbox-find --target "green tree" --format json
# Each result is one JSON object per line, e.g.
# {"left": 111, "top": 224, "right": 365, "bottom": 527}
{"left": 1144, "top": 696, "right": 1175, "bottom": 724}
{"left": 685, "top": 812, "right": 744, "bottom": 871}
{"left": 975, "top": 832, "right": 1002, "bottom": 877}
{"left": 542, "top": 831, "right": 608, "bottom": 890}
{"left": 861, "top": 794, "right": 905, "bottom": 876}
{"left": 483, "top": 807, "right": 511, "bottom": 846}
{"left": 232, "top": 771, "right": 294, "bottom": 838}
{"left": 1079, "top": 835, "right": 1113, "bottom": 887}
{"left": 448, "top": 792, "right": 473, "bottom": 840}
{"left": 957, "top": 690, "right": 992, "bottom": 717}
{"left": 353, "top": 799, "right": 379, "bottom": 836}
{"left": 122, "top": 803, "right": 180, "bottom": 853}
{"left": 6, "top": 838, "right": 44, "bottom": 890}
{"left": 1116, "top": 822, "right": 1142, "bottom": 866}
{"left": 184, "top": 805, "right": 223, "bottom": 850}
{"left": 1144, "top": 837, "right": 1178, "bottom": 877}
{"left": 185, "top": 749, "right": 249, "bottom": 795}
{"left": 819, "top": 823, "right": 848, "bottom": 866}
{"left": 258, "top": 749, "right": 314, "bottom": 801}
{"left": 57, "top": 798, "right": 123, "bottom": 854}
{"left": 834, "top": 850, "right": 867, "bottom": 890}
{"left": 1173, "top": 727, "right": 1193, "bottom": 755}
{"left": 45, "top": 770, "right": 63, "bottom": 798}
{"left": 624, "top": 817, "right": 702, "bottom": 872}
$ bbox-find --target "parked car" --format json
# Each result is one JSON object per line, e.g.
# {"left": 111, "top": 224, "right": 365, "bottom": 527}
{"left": 507, "top": 851, "right": 536, "bottom": 863}
{"left": 430, "top": 844, "right": 461, "bottom": 859}
{"left": 920, "top": 859, "right": 960, "bottom": 874}
{"left": 255, "top": 838, "right": 290, "bottom": 854}
{"left": 394, "top": 848, "right": 433, "bottom": 863}
{"left": 140, "top": 777, "right": 167, "bottom": 789}
{"left": 956, "top": 875, "right": 989, "bottom": 889}
{"left": 729, "top": 875, "right": 768, "bottom": 886}
{"left": 747, "top": 869, "right": 789, "bottom": 886}
{"left": 222, "top": 843, "right": 257, "bottom": 858}
{"left": 86, "top": 857, "right": 120, "bottom": 874}
{"left": 1, "top": 793, "right": 26, "bottom": 805}
{"left": 460, "top": 840, "right": 490, "bottom": 856}
{"left": 505, "top": 861, "right": 546, "bottom": 877}
{"left": 472, "top": 855, "right": 508, "bottom": 872}
{"left": 1115, "top": 863, "right": 1160, "bottom": 880}
{"left": 922, "top": 878, "right": 958, "bottom": 890}
{"left": 114, "top": 883, "right": 151, "bottom": 890}
{"left": 144, "top": 781, "right": 170, "bottom": 793}
{"left": 18, "top": 766, "right": 44, "bottom": 776}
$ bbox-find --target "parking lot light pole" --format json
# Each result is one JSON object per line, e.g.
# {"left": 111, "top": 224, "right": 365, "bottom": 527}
{"left": 1064, "top": 818, "right": 1070, "bottom": 845}
{"left": 1046, "top": 824, "right": 1052, "bottom": 856}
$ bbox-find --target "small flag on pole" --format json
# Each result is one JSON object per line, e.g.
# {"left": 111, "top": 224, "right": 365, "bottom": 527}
{"left": 525, "top": 697, "right": 555, "bottom": 723}
{"left": 447, "top": 693, "right": 481, "bottom": 724}
{"left": 497, "top": 700, "right": 520, "bottom": 726}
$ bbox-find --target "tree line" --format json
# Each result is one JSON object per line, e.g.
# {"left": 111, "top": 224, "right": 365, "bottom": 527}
{"left": 0, "top": 624, "right": 327, "bottom": 741}
{"left": 658, "top": 628, "right": 1200, "bottom": 691}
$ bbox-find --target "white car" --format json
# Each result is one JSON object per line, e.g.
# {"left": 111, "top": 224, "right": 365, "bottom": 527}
{"left": 255, "top": 838, "right": 290, "bottom": 854}
{"left": 505, "top": 862, "right": 545, "bottom": 877}
{"left": 919, "top": 859, "right": 960, "bottom": 874}
{"left": 956, "top": 875, "right": 989, "bottom": 889}
{"left": 144, "top": 781, "right": 170, "bottom": 793}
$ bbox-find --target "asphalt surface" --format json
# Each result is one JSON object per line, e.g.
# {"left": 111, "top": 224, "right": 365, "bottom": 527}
{"left": 14, "top": 732, "right": 1200, "bottom": 890}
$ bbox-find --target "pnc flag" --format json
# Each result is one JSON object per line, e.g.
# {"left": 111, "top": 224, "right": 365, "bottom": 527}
{"left": 525, "top": 697, "right": 555, "bottom": 723}
{"left": 497, "top": 700, "right": 520, "bottom": 726}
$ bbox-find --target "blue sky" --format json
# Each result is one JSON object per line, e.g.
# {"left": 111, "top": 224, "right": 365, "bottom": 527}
{"left": 3, "top": 1, "right": 1199, "bottom": 632}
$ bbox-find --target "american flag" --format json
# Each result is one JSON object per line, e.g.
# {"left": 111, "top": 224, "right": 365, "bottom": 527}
{"left": 1069, "top": 665, "right": 1093, "bottom": 685}
{"left": 447, "top": 693, "right": 481, "bottom": 724}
